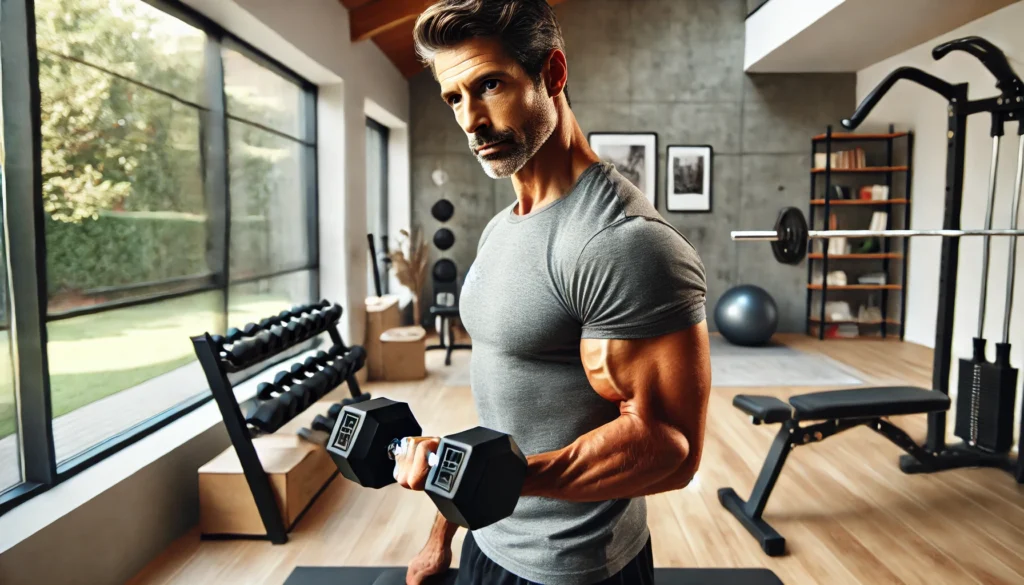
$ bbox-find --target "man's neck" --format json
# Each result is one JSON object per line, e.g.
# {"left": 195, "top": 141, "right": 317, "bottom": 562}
{"left": 510, "top": 102, "right": 601, "bottom": 216}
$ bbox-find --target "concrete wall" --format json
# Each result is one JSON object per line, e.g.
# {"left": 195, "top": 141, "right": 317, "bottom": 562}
{"left": 409, "top": 0, "right": 855, "bottom": 331}
{"left": 855, "top": 0, "right": 1024, "bottom": 413}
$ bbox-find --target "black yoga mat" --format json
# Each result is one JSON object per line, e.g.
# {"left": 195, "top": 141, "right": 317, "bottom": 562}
{"left": 283, "top": 566, "right": 783, "bottom": 585}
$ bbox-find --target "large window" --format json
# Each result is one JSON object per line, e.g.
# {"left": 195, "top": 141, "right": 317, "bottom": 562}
{"left": 0, "top": 0, "right": 318, "bottom": 510}
{"left": 0, "top": 180, "right": 19, "bottom": 494}
{"left": 366, "top": 118, "right": 389, "bottom": 296}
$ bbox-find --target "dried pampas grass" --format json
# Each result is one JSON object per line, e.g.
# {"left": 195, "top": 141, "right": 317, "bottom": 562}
{"left": 388, "top": 228, "right": 429, "bottom": 319}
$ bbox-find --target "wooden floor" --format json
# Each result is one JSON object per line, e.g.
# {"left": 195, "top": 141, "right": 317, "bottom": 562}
{"left": 129, "top": 334, "right": 1024, "bottom": 585}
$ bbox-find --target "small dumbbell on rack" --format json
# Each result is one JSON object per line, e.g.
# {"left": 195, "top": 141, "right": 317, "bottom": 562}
{"left": 209, "top": 303, "right": 345, "bottom": 371}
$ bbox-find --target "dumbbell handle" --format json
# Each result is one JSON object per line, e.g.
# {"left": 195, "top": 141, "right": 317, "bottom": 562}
{"left": 388, "top": 438, "right": 440, "bottom": 468}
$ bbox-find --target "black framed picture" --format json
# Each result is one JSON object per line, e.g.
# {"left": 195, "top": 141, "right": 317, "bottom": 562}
{"left": 588, "top": 132, "right": 657, "bottom": 206}
{"left": 666, "top": 145, "right": 713, "bottom": 213}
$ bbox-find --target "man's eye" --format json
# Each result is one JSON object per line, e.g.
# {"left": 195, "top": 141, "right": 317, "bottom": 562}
{"left": 448, "top": 96, "right": 460, "bottom": 106}
{"left": 483, "top": 79, "right": 500, "bottom": 91}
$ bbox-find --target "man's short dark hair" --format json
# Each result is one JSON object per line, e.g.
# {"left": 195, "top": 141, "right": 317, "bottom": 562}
{"left": 413, "top": 0, "right": 571, "bottom": 107}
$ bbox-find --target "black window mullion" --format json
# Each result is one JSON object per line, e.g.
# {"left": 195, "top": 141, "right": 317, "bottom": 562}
{"left": 306, "top": 89, "right": 319, "bottom": 292}
{"left": 203, "top": 34, "right": 231, "bottom": 334}
{"left": 2, "top": 0, "right": 56, "bottom": 486}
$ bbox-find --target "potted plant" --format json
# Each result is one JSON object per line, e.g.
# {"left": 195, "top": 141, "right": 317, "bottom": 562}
{"left": 388, "top": 227, "right": 428, "bottom": 321}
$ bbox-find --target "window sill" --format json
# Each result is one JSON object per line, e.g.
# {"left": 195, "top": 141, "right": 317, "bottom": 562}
{"left": 0, "top": 357, "right": 300, "bottom": 555}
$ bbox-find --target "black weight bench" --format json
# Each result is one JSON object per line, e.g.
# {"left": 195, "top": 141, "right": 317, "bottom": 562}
{"left": 428, "top": 305, "right": 472, "bottom": 366}
{"left": 719, "top": 386, "right": 951, "bottom": 557}
{"left": 284, "top": 566, "right": 784, "bottom": 585}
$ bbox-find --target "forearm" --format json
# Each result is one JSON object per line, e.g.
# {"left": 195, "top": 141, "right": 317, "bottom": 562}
{"left": 521, "top": 413, "right": 693, "bottom": 501}
{"left": 422, "top": 511, "right": 459, "bottom": 549}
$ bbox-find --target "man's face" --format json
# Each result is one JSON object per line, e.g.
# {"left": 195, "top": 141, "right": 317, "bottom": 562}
{"left": 435, "top": 38, "right": 557, "bottom": 178}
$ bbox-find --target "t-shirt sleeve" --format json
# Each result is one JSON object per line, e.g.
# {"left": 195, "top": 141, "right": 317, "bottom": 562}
{"left": 569, "top": 217, "right": 707, "bottom": 339}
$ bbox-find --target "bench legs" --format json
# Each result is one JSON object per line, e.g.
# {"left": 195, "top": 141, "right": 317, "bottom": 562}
{"left": 718, "top": 421, "right": 794, "bottom": 556}
{"left": 426, "top": 316, "right": 472, "bottom": 366}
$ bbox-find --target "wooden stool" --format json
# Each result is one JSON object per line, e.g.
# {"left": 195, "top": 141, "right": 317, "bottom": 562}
{"left": 365, "top": 295, "right": 401, "bottom": 380}
{"left": 380, "top": 326, "right": 427, "bottom": 381}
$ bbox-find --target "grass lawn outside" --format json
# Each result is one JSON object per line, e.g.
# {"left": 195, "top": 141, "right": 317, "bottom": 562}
{"left": 0, "top": 291, "right": 297, "bottom": 440}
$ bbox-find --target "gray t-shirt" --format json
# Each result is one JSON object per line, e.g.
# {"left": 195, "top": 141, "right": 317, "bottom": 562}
{"left": 459, "top": 162, "right": 707, "bottom": 585}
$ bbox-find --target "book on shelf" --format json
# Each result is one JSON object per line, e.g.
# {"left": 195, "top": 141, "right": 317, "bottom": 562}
{"left": 814, "top": 147, "right": 867, "bottom": 170}
{"left": 825, "top": 324, "right": 861, "bottom": 339}
{"left": 858, "top": 184, "right": 890, "bottom": 200}
{"left": 856, "top": 272, "right": 888, "bottom": 286}
{"left": 869, "top": 211, "right": 888, "bottom": 231}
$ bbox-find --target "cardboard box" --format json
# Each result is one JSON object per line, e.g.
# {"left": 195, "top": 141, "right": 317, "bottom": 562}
{"left": 198, "top": 435, "right": 336, "bottom": 536}
{"left": 365, "top": 295, "right": 401, "bottom": 381}
{"left": 380, "top": 326, "right": 427, "bottom": 381}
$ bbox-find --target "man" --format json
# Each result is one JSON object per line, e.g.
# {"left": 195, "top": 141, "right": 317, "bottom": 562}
{"left": 395, "top": 1, "right": 711, "bottom": 584}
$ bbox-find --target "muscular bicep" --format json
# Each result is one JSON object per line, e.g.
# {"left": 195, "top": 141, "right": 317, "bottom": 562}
{"left": 580, "top": 322, "right": 712, "bottom": 460}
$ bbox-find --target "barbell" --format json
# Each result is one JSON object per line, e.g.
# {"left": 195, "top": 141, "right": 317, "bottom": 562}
{"left": 732, "top": 207, "right": 1024, "bottom": 265}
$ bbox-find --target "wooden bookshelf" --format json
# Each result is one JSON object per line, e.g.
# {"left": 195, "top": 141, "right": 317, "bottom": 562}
{"left": 810, "top": 198, "right": 909, "bottom": 206}
{"left": 808, "top": 317, "right": 901, "bottom": 325}
{"left": 808, "top": 125, "right": 913, "bottom": 341}
{"left": 808, "top": 253, "right": 903, "bottom": 260}
{"left": 807, "top": 284, "right": 902, "bottom": 291}
{"left": 813, "top": 132, "right": 909, "bottom": 141}
{"left": 811, "top": 166, "right": 909, "bottom": 174}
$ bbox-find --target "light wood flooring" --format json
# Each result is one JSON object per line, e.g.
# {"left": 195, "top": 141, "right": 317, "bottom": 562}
{"left": 129, "top": 334, "right": 1024, "bottom": 585}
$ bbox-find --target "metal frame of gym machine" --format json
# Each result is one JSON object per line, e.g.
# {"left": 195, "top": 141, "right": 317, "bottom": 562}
{"left": 717, "top": 38, "right": 1024, "bottom": 559}
{"left": 835, "top": 37, "right": 1024, "bottom": 478}
{"left": 191, "top": 308, "right": 364, "bottom": 544}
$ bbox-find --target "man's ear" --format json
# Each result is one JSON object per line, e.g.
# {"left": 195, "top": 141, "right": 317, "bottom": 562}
{"left": 543, "top": 49, "right": 568, "bottom": 98}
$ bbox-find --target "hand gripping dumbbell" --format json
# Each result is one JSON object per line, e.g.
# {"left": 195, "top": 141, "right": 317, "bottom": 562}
{"left": 325, "top": 397, "right": 528, "bottom": 530}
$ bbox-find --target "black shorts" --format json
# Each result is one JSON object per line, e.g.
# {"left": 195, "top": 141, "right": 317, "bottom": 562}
{"left": 455, "top": 531, "right": 655, "bottom": 585}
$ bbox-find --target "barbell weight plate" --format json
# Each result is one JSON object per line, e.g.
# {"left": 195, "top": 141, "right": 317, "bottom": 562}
{"left": 771, "top": 206, "right": 809, "bottom": 265}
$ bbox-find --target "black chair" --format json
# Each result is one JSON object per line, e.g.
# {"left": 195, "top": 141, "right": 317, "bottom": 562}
{"left": 427, "top": 259, "right": 471, "bottom": 366}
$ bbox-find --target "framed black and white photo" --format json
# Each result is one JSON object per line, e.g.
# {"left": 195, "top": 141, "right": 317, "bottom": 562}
{"left": 588, "top": 132, "right": 657, "bottom": 206}
{"left": 666, "top": 145, "right": 713, "bottom": 213}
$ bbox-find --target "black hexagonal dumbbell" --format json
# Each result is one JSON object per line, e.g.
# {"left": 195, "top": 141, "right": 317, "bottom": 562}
{"left": 327, "top": 393, "right": 371, "bottom": 420}
{"left": 273, "top": 371, "right": 315, "bottom": 411}
{"left": 256, "top": 381, "right": 300, "bottom": 418}
{"left": 298, "top": 393, "right": 374, "bottom": 446}
{"left": 246, "top": 394, "right": 289, "bottom": 434}
{"left": 224, "top": 336, "right": 263, "bottom": 365}
{"left": 303, "top": 356, "right": 341, "bottom": 390}
{"left": 324, "top": 304, "right": 343, "bottom": 324}
{"left": 324, "top": 397, "right": 527, "bottom": 530}
{"left": 422, "top": 427, "right": 528, "bottom": 531}
{"left": 311, "top": 414, "right": 335, "bottom": 434}
{"left": 226, "top": 322, "right": 260, "bottom": 343}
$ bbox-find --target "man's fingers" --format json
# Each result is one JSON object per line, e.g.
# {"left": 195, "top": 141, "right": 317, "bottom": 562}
{"left": 410, "top": 438, "right": 440, "bottom": 490}
{"left": 394, "top": 437, "right": 439, "bottom": 490}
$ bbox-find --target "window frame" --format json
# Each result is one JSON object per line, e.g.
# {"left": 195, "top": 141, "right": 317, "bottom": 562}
{"left": 0, "top": 0, "right": 320, "bottom": 515}
{"left": 366, "top": 117, "right": 389, "bottom": 295}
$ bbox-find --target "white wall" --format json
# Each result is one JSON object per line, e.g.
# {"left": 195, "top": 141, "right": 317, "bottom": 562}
{"left": 744, "top": 0, "right": 844, "bottom": 70}
{"left": 746, "top": 0, "right": 1015, "bottom": 73}
{"left": 856, "top": 1, "right": 1024, "bottom": 403}
{"left": 0, "top": 1, "right": 410, "bottom": 583}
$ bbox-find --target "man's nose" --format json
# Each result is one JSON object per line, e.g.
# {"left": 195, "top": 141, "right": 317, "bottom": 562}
{"left": 458, "top": 98, "right": 490, "bottom": 137}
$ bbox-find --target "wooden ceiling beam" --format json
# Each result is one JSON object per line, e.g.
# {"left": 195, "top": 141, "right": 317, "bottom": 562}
{"left": 350, "top": 0, "right": 433, "bottom": 43}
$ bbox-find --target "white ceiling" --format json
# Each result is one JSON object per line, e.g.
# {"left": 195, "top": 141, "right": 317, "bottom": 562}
{"left": 746, "top": 0, "right": 1020, "bottom": 73}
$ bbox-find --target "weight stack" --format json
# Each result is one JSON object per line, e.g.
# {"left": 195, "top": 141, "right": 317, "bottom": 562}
{"left": 955, "top": 341, "right": 1018, "bottom": 453}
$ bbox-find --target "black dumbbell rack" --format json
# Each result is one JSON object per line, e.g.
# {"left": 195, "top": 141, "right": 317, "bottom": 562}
{"left": 191, "top": 300, "right": 365, "bottom": 544}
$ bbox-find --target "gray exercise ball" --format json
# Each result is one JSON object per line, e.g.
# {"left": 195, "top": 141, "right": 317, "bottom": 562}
{"left": 714, "top": 285, "right": 779, "bottom": 346}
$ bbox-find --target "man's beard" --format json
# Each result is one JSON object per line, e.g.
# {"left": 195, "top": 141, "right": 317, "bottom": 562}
{"left": 469, "top": 97, "right": 556, "bottom": 179}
